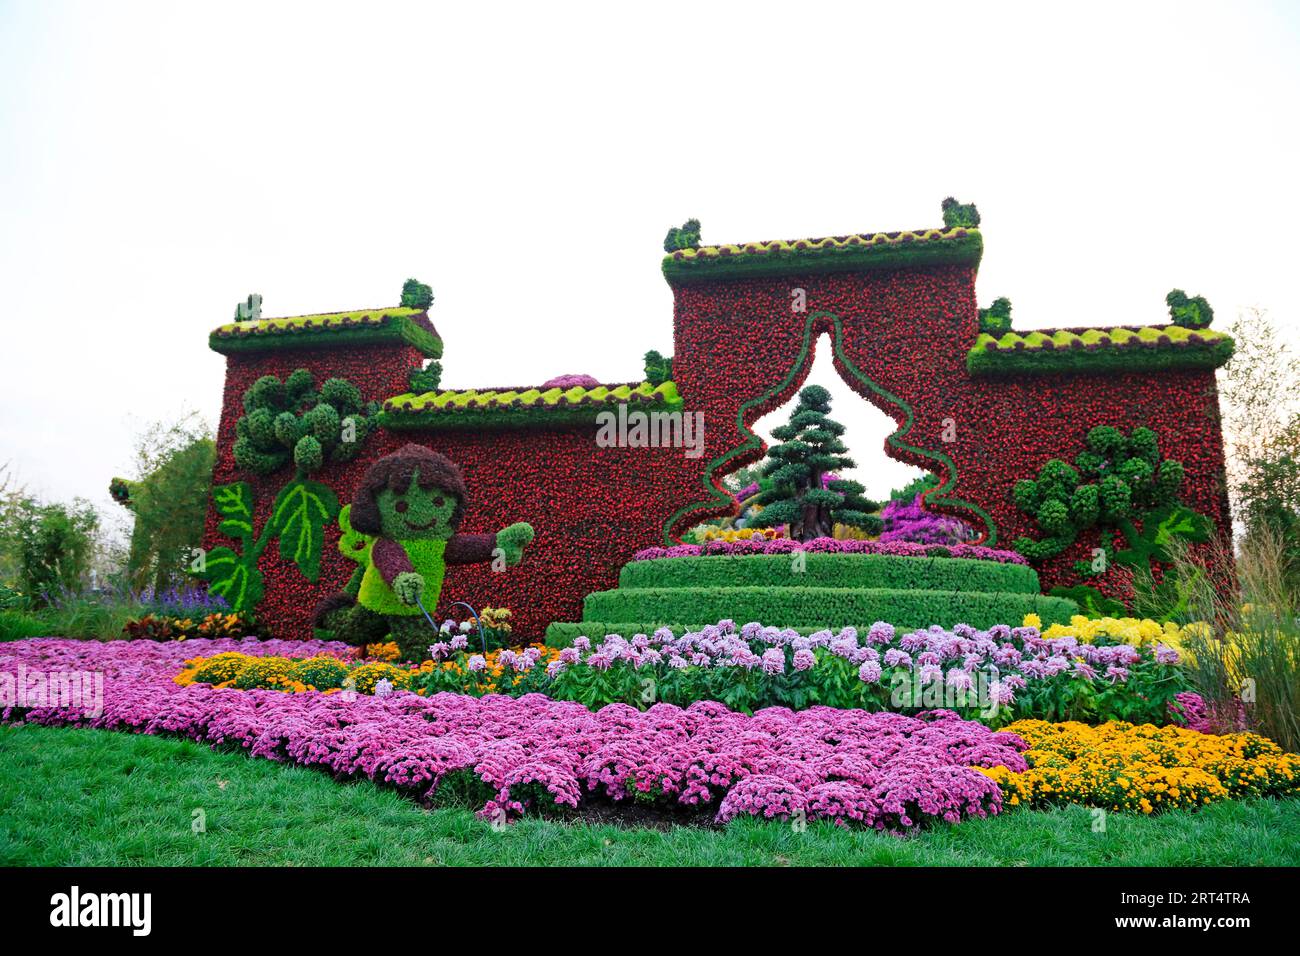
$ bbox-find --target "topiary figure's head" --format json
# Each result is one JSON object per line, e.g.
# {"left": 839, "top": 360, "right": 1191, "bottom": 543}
{"left": 350, "top": 444, "right": 468, "bottom": 541}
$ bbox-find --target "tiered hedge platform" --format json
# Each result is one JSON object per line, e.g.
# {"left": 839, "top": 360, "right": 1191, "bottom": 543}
{"left": 545, "top": 552, "right": 1077, "bottom": 646}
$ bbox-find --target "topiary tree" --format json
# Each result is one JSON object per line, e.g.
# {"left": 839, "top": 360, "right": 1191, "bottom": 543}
{"left": 400, "top": 278, "right": 434, "bottom": 310}
{"left": 644, "top": 349, "right": 673, "bottom": 386}
{"left": 748, "top": 385, "right": 882, "bottom": 541}
{"left": 663, "top": 219, "right": 701, "bottom": 253}
{"left": 407, "top": 361, "right": 443, "bottom": 393}
{"left": 1013, "top": 425, "right": 1211, "bottom": 576}
{"left": 1166, "top": 289, "right": 1214, "bottom": 329}
{"left": 233, "top": 369, "right": 379, "bottom": 476}
{"left": 941, "top": 197, "right": 980, "bottom": 228}
{"left": 978, "top": 297, "right": 1012, "bottom": 334}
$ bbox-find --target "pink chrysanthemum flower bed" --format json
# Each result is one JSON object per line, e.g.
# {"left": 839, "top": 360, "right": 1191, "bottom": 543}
{"left": 0, "top": 638, "right": 1026, "bottom": 831}
{"left": 632, "top": 537, "right": 1027, "bottom": 564}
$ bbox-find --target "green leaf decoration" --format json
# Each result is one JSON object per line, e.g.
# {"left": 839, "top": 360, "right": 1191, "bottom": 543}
{"left": 197, "top": 545, "right": 264, "bottom": 613}
{"left": 212, "top": 481, "right": 254, "bottom": 522}
{"left": 1151, "top": 503, "right": 1213, "bottom": 548}
{"left": 270, "top": 478, "right": 339, "bottom": 581}
{"left": 1115, "top": 504, "right": 1213, "bottom": 568}
{"left": 337, "top": 503, "right": 374, "bottom": 565}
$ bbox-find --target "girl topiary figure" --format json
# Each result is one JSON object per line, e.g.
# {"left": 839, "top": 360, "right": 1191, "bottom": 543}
{"left": 315, "top": 444, "right": 533, "bottom": 663}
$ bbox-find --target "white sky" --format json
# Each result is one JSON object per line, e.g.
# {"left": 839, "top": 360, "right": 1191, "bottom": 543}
{"left": 2, "top": 0, "right": 1298, "bottom": 534}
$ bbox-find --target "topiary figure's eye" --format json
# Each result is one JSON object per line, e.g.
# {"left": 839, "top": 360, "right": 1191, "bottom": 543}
{"left": 395, "top": 500, "right": 409, "bottom": 513}
{"left": 433, "top": 496, "right": 445, "bottom": 508}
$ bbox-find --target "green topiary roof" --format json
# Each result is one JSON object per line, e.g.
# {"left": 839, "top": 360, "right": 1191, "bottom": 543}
{"left": 379, "top": 381, "right": 681, "bottom": 430}
{"left": 662, "top": 226, "right": 982, "bottom": 284}
{"left": 209, "top": 307, "right": 442, "bottom": 358}
{"left": 967, "top": 324, "right": 1235, "bottom": 377}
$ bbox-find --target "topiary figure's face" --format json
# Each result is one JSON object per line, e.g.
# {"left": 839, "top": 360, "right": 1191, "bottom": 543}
{"left": 375, "top": 471, "right": 459, "bottom": 540}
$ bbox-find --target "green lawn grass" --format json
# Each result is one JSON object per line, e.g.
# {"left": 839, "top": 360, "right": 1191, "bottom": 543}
{"left": 2, "top": 724, "right": 1297, "bottom": 866}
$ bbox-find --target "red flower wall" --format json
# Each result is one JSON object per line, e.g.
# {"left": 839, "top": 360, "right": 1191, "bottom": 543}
{"left": 206, "top": 263, "right": 1231, "bottom": 640}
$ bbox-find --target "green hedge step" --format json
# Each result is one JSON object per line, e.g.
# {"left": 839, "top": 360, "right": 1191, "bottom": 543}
{"left": 579, "top": 585, "right": 1076, "bottom": 636}
{"left": 619, "top": 553, "right": 1042, "bottom": 595}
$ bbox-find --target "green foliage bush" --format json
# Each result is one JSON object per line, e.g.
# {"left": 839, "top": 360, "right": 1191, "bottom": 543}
{"left": 1166, "top": 288, "right": 1214, "bottom": 329}
{"left": 0, "top": 498, "right": 99, "bottom": 606}
{"left": 1013, "top": 425, "right": 1211, "bottom": 576}
{"left": 0, "top": 609, "right": 48, "bottom": 642}
{"left": 644, "top": 349, "right": 673, "bottom": 386}
{"left": 978, "top": 297, "right": 1012, "bottom": 334}
{"left": 407, "top": 361, "right": 443, "bottom": 393}
{"left": 113, "top": 415, "right": 215, "bottom": 593}
{"left": 663, "top": 218, "right": 701, "bottom": 253}
{"left": 400, "top": 278, "right": 434, "bottom": 310}
{"left": 941, "top": 196, "right": 980, "bottom": 228}
{"left": 234, "top": 369, "right": 378, "bottom": 476}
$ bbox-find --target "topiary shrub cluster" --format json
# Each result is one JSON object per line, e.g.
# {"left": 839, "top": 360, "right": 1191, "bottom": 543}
{"left": 663, "top": 218, "right": 701, "bottom": 253}
{"left": 407, "top": 361, "right": 443, "bottom": 393}
{"left": 400, "top": 278, "right": 434, "bottom": 310}
{"left": 644, "top": 349, "right": 673, "bottom": 386}
{"left": 1166, "top": 288, "right": 1214, "bottom": 329}
{"left": 233, "top": 369, "right": 379, "bottom": 476}
{"left": 978, "top": 297, "right": 1012, "bottom": 334}
{"left": 1012, "top": 425, "right": 1212, "bottom": 575}
{"left": 941, "top": 196, "right": 980, "bottom": 228}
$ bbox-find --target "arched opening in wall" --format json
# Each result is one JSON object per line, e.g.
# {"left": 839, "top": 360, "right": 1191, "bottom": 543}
{"left": 681, "top": 332, "right": 979, "bottom": 546}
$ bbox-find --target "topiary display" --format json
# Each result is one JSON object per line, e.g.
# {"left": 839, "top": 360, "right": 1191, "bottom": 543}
{"left": 233, "top": 369, "right": 378, "bottom": 476}
{"left": 644, "top": 349, "right": 673, "bottom": 386}
{"left": 400, "top": 278, "right": 434, "bottom": 310}
{"left": 978, "top": 297, "right": 1012, "bottom": 334}
{"left": 1166, "top": 289, "right": 1214, "bottom": 329}
{"left": 408, "top": 361, "right": 443, "bottom": 394}
{"left": 315, "top": 444, "right": 534, "bottom": 663}
{"left": 663, "top": 218, "right": 701, "bottom": 253}
{"left": 196, "top": 478, "right": 339, "bottom": 612}
{"left": 941, "top": 196, "right": 980, "bottom": 228}
{"left": 748, "top": 385, "right": 882, "bottom": 541}
{"left": 1012, "top": 425, "right": 1212, "bottom": 576}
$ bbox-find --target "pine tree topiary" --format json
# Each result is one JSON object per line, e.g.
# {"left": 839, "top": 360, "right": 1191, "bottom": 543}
{"left": 748, "top": 384, "right": 882, "bottom": 541}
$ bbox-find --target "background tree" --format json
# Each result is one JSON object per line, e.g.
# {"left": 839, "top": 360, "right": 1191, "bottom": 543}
{"left": 112, "top": 413, "right": 216, "bottom": 593}
{"left": 748, "top": 384, "right": 882, "bottom": 541}
{"left": 1220, "top": 308, "right": 1300, "bottom": 588}
{"left": 0, "top": 496, "right": 100, "bottom": 604}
